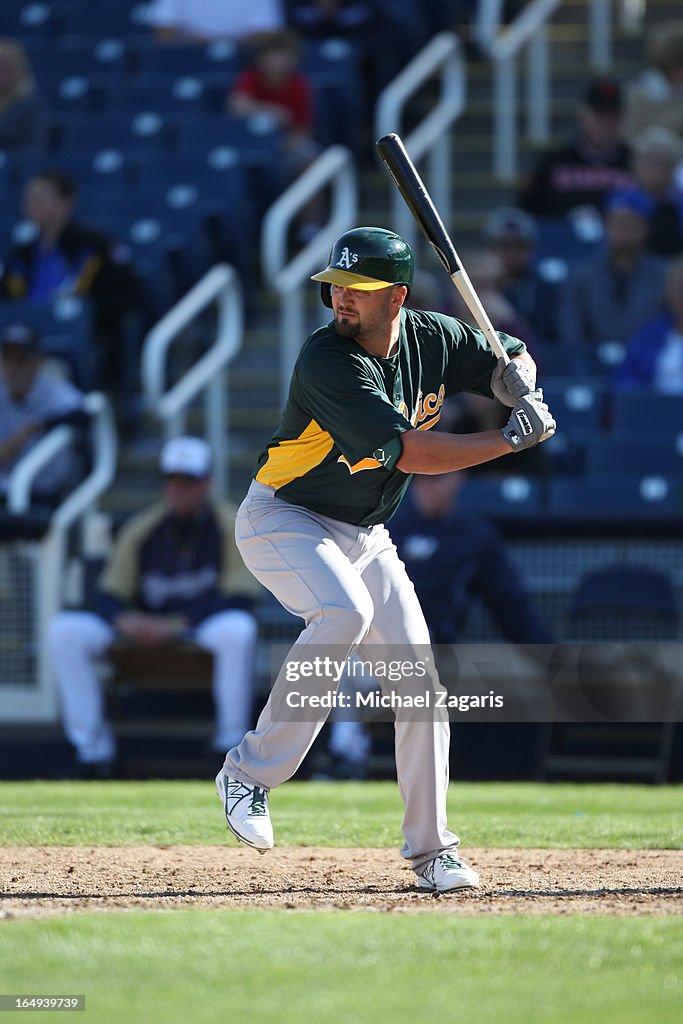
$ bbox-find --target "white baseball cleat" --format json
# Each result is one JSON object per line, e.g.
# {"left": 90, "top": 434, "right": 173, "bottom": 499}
{"left": 416, "top": 852, "right": 480, "bottom": 892}
{"left": 215, "top": 770, "right": 274, "bottom": 852}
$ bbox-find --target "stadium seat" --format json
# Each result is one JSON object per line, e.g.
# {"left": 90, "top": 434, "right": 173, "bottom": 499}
{"left": 29, "top": 38, "right": 130, "bottom": 79}
{"left": 570, "top": 565, "right": 679, "bottom": 628}
{"left": 0, "top": 2, "right": 61, "bottom": 40}
{"left": 57, "top": 8, "right": 145, "bottom": 41}
{"left": 455, "top": 475, "right": 542, "bottom": 517}
{"left": 173, "top": 115, "right": 283, "bottom": 167}
{"left": 535, "top": 214, "right": 604, "bottom": 266}
{"left": 129, "top": 40, "right": 246, "bottom": 79}
{"left": 586, "top": 437, "right": 683, "bottom": 478}
{"left": 55, "top": 112, "right": 174, "bottom": 154}
{"left": 301, "top": 38, "right": 363, "bottom": 148}
{"left": 610, "top": 392, "right": 683, "bottom": 438}
{"left": 81, "top": 212, "right": 186, "bottom": 315}
{"left": 41, "top": 74, "right": 100, "bottom": 114}
{"left": 547, "top": 477, "right": 682, "bottom": 519}
{"left": 101, "top": 76, "right": 212, "bottom": 115}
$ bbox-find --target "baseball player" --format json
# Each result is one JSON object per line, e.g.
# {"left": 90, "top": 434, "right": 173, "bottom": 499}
{"left": 49, "top": 437, "right": 261, "bottom": 776}
{"left": 216, "top": 227, "right": 555, "bottom": 891}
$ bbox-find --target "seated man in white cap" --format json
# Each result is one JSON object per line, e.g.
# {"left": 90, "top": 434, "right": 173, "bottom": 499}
{"left": 48, "top": 436, "right": 262, "bottom": 777}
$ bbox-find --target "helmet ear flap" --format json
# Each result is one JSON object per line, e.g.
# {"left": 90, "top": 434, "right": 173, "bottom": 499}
{"left": 321, "top": 283, "right": 332, "bottom": 308}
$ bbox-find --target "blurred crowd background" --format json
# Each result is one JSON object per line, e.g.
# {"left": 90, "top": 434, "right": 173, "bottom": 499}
{"left": 0, "top": 0, "right": 682, "bottom": 783}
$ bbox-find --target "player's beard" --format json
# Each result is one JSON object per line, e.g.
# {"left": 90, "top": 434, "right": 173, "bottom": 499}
{"left": 334, "top": 312, "right": 361, "bottom": 337}
{"left": 334, "top": 290, "right": 395, "bottom": 343}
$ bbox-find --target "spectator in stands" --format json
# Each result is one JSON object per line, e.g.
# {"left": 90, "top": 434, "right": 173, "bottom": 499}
{"left": 623, "top": 20, "right": 683, "bottom": 145}
{"left": 631, "top": 126, "right": 683, "bottom": 257}
{"left": 148, "top": 0, "right": 285, "bottom": 45}
{"left": 519, "top": 77, "right": 633, "bottom": 218}
{"left": 0, "top": 38, "right": 48, "bottom": 152}
{"left": 327, "top": 470, "right": 551, "bottom": 776}
{"left": 0, "top": 169, "right": 146, "bottom": 407}
{"left": 48, "top": 437, "right": 262, "bottom": 779}
{"left": 483, "top": 206, "right": 561, "bottom": 344}
{"left": 228, "top": 29, "right": 322, "bottom": 240}
{"left": 616, "top": 254, "right": 683, "bottom": 394}
{"left": 0, "top": 322, "right": 87, "bottom": 504}
{"left": 557, "top": 188, "right": 668, "bottom": 373}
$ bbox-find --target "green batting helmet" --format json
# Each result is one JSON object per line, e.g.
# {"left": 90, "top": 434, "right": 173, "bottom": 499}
{"left": 311, "top": 226, "right": 414, "bottom": 308}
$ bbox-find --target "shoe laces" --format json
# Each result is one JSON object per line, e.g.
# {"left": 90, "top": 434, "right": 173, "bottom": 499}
{"left": 249, "top": 787, "right": 268, "bottom": 816}
{"left": 438, "top": 853, "right": 463, "bottom": 870}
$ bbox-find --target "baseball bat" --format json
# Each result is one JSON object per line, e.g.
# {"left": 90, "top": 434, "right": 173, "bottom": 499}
{"left": 376, "top": 132, "right": 509, "bottom": 364}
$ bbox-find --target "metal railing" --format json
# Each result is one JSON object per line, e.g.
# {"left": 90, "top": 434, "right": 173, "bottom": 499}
{"left": 261, "top": 145, "right": 357, "bottom": 403}
{"left": 374, "top": 32, "right": 466, "bottom": 252}
{"left": 478, "top": 0, "right": 613, "bottom": 180}
{"left": 141, "top": 263, "right": 243, "bottom": 497}
{"left": 6, "top": 392, "right": 116, "bottom": 519}
{"left": 1, "top": 391, "right": 117, "bottom": 722}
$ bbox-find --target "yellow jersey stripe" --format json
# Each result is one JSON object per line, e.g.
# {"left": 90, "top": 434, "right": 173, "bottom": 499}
{"left": 256, "top": 418, "right": 335, "bottom": 489}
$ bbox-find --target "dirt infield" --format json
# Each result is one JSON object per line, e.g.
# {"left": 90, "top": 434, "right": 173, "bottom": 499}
{"left": 1, "top": 847, "right": 681, "bottom": 919}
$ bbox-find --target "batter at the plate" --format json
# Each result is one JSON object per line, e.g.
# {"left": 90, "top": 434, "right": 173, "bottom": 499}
{"left": 216, "top": 226, "right": 555, "bottom": 892}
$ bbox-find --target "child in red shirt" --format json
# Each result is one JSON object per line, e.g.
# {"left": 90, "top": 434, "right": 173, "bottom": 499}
{"left": 229, "top": 29, "right": 319, "bottom": 169}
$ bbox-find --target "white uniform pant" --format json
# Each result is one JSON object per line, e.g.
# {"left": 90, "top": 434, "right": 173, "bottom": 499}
{"left": 224, "top": 481, "right": 458, "bottom": 870}
{"left": 48, "top": 608, "right": 258, "bottom": 764}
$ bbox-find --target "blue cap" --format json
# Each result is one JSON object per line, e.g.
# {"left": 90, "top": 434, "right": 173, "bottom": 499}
{"left": 604, "top": 188, "right": 654, "bottom": 221}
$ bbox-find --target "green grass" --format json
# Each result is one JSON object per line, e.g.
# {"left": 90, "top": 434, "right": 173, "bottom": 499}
{"left": 0, "top": 780, "right": 681, "bottom": 848}
{"left": 2, "top": 912, "right": 682, "bottom": 1024}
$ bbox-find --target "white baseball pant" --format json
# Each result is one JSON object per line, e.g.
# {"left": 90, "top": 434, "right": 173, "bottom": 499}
{"left": 223, "top": 480, "right": 459, "bottom": 870}
{"left": 48, "top": 608, "right": 258, "bottom": 764}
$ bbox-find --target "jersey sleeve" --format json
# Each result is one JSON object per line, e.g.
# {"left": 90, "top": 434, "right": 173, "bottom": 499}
{"left": 295, "top": 344, "right": 412, "bottom": 466}
{"left": 435, "top": 314, "right": 526, "bottom": 399}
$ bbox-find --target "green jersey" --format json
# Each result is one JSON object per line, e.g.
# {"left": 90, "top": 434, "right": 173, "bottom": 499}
{"left": 255, "top": 307, "right": 525, "bottom": 526}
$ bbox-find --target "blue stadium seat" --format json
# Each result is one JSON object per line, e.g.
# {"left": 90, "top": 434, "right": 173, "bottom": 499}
{"left": 0, "top": 3, "right": 61, "bottom": 40}
{"left": 610, "top": 392, "right": 683, "bottom": 438}
{"left": 82, "top": 211, "right": 193, "bottom": 315}
{"left": 57, "top": 8, "right": 145, "bottom": 41}
{"left": 543, "top": 380, "right": 606, "bottom": 438}
{"left": 56, "top": 112, "right": 174, "bottom": 154}
{"left": 40, "top": 74, "right": 100, "bottom": 114}
{"left": 7, "top": 148, "right": 136, "bottom": 195}
{"left": 0, "top": 296, "right": 95, "bottom": 388}
{"left": 535, "top": 215, "right": 604, "bottom": 278}
{"left": 29, "top": 39, "right": 130, "bottom": 79}
{"left": 536, "top": 380, "right": 607, "bottom": 476}
{"left": 129, "top": 40, "right": 246, "bottom": 79}
{"left": 586, "top": 438, "right": 683, "bottom": 478}
{"left": 301, "top": 38, "right": 363, "bottom": 148}
{"left": 129, "top": 156, "right": 254, "bottom": 280}
{"left": 102, "top": 76, "right": 212, "bottom": 115}
{"left": 173, "top": 115, "right": 283, "bottom": 166}
{"left": 455, "top": 475, "right": 542, "bottom": 517}
{"left": 548, "top": 476, "right": 681, "bottom": 518}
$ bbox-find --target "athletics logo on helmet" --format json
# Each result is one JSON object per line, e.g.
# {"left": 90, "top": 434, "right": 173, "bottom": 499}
{"left": 311, "top": 226, "right": 414, "bottom": 308}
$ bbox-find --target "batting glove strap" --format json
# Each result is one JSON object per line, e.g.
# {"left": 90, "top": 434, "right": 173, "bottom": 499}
{"left": 490, "top": 357, "right": 537, "bottom": 407}
{"left": 501, "top": 390, "right": 556, "bottom": 451}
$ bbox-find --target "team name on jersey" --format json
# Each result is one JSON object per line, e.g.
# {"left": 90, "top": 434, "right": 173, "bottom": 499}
{"left": 400, "top": 384, "right": 446, "bottom": 431}
{"left": 338, "top": 385, "right": 446, "bottom": 474}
